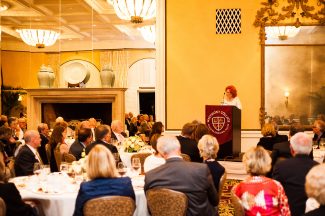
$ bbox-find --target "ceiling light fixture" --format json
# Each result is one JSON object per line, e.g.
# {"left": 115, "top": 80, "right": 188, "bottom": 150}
{"left": 0, "top": 2, "right": 9, "bottom": 12}
{"left": 265, "top": 26, "right": 300, "bottom": 40}
{"left": 107, "top": 0, "right": 156, "bottom": 23}
{"left": 16, "top": 29, "right": 60, "bottom": 48}
{"left": 138, "top": 25, "right": 155, "bottom": 43}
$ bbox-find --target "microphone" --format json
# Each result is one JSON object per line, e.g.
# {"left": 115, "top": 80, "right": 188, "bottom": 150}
{"left": 221, "top": 92, "right": 225, "bottom": 104}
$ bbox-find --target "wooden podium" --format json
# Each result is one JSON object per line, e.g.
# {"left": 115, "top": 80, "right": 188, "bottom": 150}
{"left": 205, "top": 105, "right": 241, "bottom": 159}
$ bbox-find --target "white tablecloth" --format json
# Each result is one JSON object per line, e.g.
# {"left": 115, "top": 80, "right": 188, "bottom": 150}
{"left": 12, "top": 175, "right": 149, "bottom": 216}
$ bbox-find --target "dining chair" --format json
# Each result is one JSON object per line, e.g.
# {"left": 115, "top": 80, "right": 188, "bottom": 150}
{"left": 83, "top": 196, "right": 135, "bottom": 216}
{"left": 146, "top": 188, "right": 188, "bottom": 216}
{"left": 218, "top": 172, "right": 227, "bottom": 203}
{"left": 230, "top": 190, "right": 245, "bottom": 216}
{"left": 62, "top": 153, "right": 76, "bottom": 163}
{"left": 180, "top": 153, "right": 191, "bottom": 162}
{"left": 0, "top": 197, "right": 6, "bottom": 216}
{"left": 130, "top": 153, "right": 152, "bottom": 175}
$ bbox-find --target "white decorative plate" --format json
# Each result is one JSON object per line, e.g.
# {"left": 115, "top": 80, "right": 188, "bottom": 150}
{"left": 63, "top": 61, "right": 88, "bottom": 84}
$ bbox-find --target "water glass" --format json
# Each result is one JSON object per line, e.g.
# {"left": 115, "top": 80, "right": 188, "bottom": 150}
{"left": 320, "top": 138, "right": 325, "bottom": 150}
{"left": 117, "top": 162, "right": 127, "bottom": 177}
{"left": 132, "top": 158, "right": 141, "bottom": 175}
{"left": 33, "top": 162, "right": 41, "bottom": 175}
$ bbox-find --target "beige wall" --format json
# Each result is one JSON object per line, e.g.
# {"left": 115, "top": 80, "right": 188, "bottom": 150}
{"left": 166, "top": 0, "right": 261, "bottom": 130}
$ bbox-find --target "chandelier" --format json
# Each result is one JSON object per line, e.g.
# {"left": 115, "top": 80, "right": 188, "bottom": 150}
{"left": 138, "top": 25, "right": 155, "bottom": 43}
{"left": 265, "top": 26, "right": 300, "bottom": 40}
{"left": 16, "top": 29, "right": 60, "bottom": 48}
{"left": 107, "top": 0, "right": 156, "bottom": 23}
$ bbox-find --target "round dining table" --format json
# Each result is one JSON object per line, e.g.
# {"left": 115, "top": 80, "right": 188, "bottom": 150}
{"left": 10, "top": 173, "right": 149, "bottom": 216}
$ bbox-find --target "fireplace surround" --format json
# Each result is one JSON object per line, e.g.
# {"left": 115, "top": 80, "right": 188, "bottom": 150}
{"left": 26, "top": 88, "right": 126, "bottom": 130}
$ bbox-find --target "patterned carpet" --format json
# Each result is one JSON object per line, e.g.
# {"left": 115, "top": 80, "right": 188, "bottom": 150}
{"left": 218, "top": 179, "right": 242, "bottom": 216}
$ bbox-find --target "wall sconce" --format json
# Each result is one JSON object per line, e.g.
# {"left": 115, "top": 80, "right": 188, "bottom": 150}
{"left": 284, "top": 91, "right": 290, "bottom": 108}
{"left": 18, "top": 94, "right": 23, "bottom": 101}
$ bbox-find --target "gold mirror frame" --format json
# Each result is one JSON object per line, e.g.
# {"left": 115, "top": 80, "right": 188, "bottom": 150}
{"left": 254, "top": 0, "right": 325, "bottom": 128}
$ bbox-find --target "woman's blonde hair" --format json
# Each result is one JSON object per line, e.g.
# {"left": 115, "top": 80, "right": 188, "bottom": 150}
{"left": 86, "top": 145, "right": 118, "bottom": 180}
{"left": 243, "top": 146, "right": 271, "bottom": 176}
{"left": 305, "top": 164, "right": 325, "bottom": 205}
{"left": 261, "top": 123, "right": 276, "bottom": 137}
{"left": 197, "top": 135, "right": 219, "bottom": 159}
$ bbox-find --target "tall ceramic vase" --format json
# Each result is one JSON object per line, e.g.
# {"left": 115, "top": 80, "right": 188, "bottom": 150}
{"left": 37, "top": 65, "right": 50, "bottom": 88}
{"left": 47, "top": 66, "right": 55, "bottom": 88}
{"left": 100, "top": 64, "right": 115, "bottom": 88}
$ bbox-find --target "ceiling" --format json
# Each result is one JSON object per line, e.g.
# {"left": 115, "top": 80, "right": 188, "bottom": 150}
{"left": 0, "top": 0, "right": 155, "bottom": 52}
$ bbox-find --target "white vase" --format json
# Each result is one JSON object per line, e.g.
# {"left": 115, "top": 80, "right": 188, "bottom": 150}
{"left": 100, "top": 64, "right": 115, "bottom": 88}
{"left": 37, "top": 65, "right": 50, "bottom": 88}
{"left": 47, "top": 66, "right": 55, "bottom": 88}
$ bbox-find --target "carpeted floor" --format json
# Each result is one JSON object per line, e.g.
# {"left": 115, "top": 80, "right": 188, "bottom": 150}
{"left": 218, "top": 179, "right": 242, "bottom": 216}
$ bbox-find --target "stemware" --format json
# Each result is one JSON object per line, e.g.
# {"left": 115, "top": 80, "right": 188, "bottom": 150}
{"left": 320, "top": 138, "right": 325, "bottom": 150}
{"left": 60, "top": 162, "right": 69, "bottom": 173}
{"left": 117, "top": 162, "right": 127, "bottom": 177}
{"left": 131, "top": 158, "right": 141, "bottom": 175}
{"left": 33, "top": 162, "right": 41, "bottom": 175}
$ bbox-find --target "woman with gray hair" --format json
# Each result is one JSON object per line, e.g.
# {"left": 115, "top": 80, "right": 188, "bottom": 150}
{"left": 232, "top": 146, "right": 291, "bottom": 215}
{"left": 304, "top": 164, "right": 325, "bottom": 215}
{"left": 197, "top": 135, "right": 225, "bottom": 190}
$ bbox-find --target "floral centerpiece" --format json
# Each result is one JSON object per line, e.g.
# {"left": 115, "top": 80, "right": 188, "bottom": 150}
{"left": 123, "top": 136, "right": 146, "bottom": 153}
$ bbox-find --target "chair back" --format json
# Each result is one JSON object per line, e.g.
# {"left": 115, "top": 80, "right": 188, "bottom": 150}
{"left": 62, "top": 153, "right": 76, "bottom": 163}
{"left": 83, "top": 196, "right": 135, "bottom": 216}
{"left": 180, "top": 153, "right": 191, "bottom": 162}
{"left": 230, "top": 190, "right": 245, "bottom": 216}
{"left": 146, "top": 188, "right": 188, "bottom": 216}
{"left": 130, "top": 153, "right": 152, "bottom": 174}
{"left": 0, "top": 197, "right": 6, "bottom": 216}
{"left": 218, "top": 172, "right": 227, "bottom": 203}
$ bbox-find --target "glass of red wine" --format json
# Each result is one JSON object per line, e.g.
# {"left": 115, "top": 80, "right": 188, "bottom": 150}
{"left": 117, "top": 162, "right": 127, "bottom": 177}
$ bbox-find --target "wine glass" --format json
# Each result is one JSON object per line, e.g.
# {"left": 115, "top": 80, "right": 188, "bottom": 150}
{"left": 113, "top": 153, "right": 120, "bottom": 166}
{"left": 320, "top": 138, "right": 325, "bottom": 150}
{"left": 60, "top": 162, "right": 69, "bottom": 173}
{"left": 33, "top": 162, "right": 41, "bottom": 176}
{"left": 131, "top": 158, "right": 141, "bottom": 175}
{"left": 117, "top": 162, "right": 127, "bottom": 177}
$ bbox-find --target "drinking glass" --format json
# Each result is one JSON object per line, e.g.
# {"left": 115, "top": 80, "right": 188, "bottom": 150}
{"left": 60, "top": 162, "right": 69, "bottom": 173}
{"left": 312, "top": 141, "right": 319, "bottom": 150}
{"left": 113, "top": 153, "right": 120, "bottom": 165}
{"left": 320, "top": 138, "right": 325, "bottom": 150}
{"left": 131, "top": 158, "right": 141, "bottom": 175}
{"left": 117, "top": 162, "right": 127, "bottom": 177}
{"left": 41, "top": 165, "right": 51, "bottom": 175}
{"left": 33, "top": 162, "right": 41, "bottom": 175}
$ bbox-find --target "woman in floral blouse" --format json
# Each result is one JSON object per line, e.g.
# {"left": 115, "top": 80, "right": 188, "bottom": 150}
{"left": 232, "top": 146, "right": 291, "bottom": 216}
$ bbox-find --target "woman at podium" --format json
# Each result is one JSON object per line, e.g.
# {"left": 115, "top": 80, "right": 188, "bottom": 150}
{"left": 222, "top": 85, "right": 242, "bottom": 109}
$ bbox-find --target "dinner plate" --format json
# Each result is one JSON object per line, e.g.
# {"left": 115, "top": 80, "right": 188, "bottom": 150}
{"left": 31, "top": 187, "right": 64, "bottom": 195}
{"left": 63, "top": 61, "right": 89, "bottom": 84}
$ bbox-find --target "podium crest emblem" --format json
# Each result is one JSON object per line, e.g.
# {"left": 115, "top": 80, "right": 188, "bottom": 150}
{"left": 212, "top": 117, "right": 225, "bottom": 131}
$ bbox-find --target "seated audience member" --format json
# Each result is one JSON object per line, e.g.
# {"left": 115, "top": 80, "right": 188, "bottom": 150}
{"left": 143, "top": 134, "right": 165, "bottom": 173}
{"left": 193, "top": 123, "right": 210, "bottom": 142}
{"left": 0, "top": 152, "right": 38, "bottom": 216}
{"left": 273, "top": 132, "right": 319, "bottom": 216}
{"left": 14, "top": 130, "right": 42, "bottom": 176}
{"left": 69, "top": 128, "right": 93, "bottom": 160}
{"left": 0, "top": 126, "right": 17, "bottom": 159}
{"left": 148, "top": 121, "right": 164, "bottom": 141}
{"left": 8, "top": 117, "right": 20, "bottom": 140}
{"left": 73, "top": 145, "right": 135, "bottom": 216}
{"left": 37, "top": 123, "right": 50, "bottom": 164}
{"left": 257, "top": 123, "right": 287, "bottom": 151}
{"left": 48, "top": 125, "right": 68, "bottom": 172}
{"left": 176, "top": 123, "right": 201, "bottom": 162}
{"left": 111, "top": 120, "right": 127, "bottom": 142}
{"left": 55, "top": 117, "right": 74, "bottom": 138}
{"left": 88, "top": 118, "right": 97, "bottom": 141}
{"left": 0, "top": 115, "right": 8, "bottom": 127}
{"left": 232, "top": 146, "right": 290, "bottom": 215}
{"left": 312, "top": 120, "right": 325, "bottom": 148}
{"left": 304, "top": 164, "right": 325, "bottom": 215}
{"left": 271, "top": 123, "right": 304, "bottom": 168}
{"left": 129, "top": 117, "right": 138, "bottom": 137}
{"left": 136, "top": 121, "right": 150, "bottom": 143}
{"left": 85, "top": 125, "right": 118, "bottom": 155}
{"left": 198, "top": 135, "right": 225, "bottom": 191}
{"left": 273, "top": 122, "right": 289, "bottom": 142}
{"left": 18, "top": 117, "right": 27, "bottom": 140}
{"left": 144, "top": 135, "right": 218, "bottom": 216}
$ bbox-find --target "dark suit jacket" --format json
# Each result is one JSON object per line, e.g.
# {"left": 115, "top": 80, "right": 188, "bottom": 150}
{"left": 271, "top": 141, "right": 292, "bottom": 167}
{"left": 85, "top": 140, "right": 118, "bottom": 155}
{"left": 205, "top": 160, "right": 225, "bottom": 192}
{"left": 69, "top": 139, "right": 85, "bottom": 161}
{"left": 0, "top": 183, "right": 35, "bottom": 216}
{"left": 38, "top": 133, "right": 49, "bottom": 164}
{"left": 73, "top": 177, "right": 135, "bottom": 216}
{"left": 304, "top": 205, "right": 325, "bottom": 216}
{"left": 144, "top": 157, "right": 218, "bottom": 216}
{"left": 14, "top": 145, "right": 38, "bottom": 177}
{"left": 177, "top": 136, "right": 202, "bottom": 163}
{"left": 257, "top": 134, "right": 288, "bottom": 151}
{"left": 273, "top": 154, "right": 319, "bottom": 216}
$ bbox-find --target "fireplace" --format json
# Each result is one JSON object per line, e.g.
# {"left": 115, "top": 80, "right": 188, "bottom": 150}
{"left": 26, "top": 88, "right": 126, "bottom": 130}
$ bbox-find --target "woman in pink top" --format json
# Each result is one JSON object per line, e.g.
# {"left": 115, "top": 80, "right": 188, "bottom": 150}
{"left": 232, "top": 146, "right": 291, "bottom": 216}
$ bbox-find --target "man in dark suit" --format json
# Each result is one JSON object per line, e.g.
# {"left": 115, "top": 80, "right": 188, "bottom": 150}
{"left": 85, "top": 124, "right": 118, "bottom": 155}
{"left": 37, "top": 123, "right": 50, "bottom": 164}
{"left": 69, "top": 128, "right": 93, "bottom": 160}
{"left": 273, "top": 132, "right": 319, "bottom": 216}
{"left": 14, "top": 130, "right": 43, "bottom": 176}
{"left": 176, "top": 123, "right": 201, "bottom": 162}
{"left": 145, "top": 135, "right": 218, "bottom": 216}
{"left": 312, "top": 120, "right": 325, "bottom": 148}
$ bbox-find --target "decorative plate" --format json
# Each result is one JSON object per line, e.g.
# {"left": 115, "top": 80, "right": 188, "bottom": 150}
{"left": 63, "top": 61, "right": 88, "bottom": 84}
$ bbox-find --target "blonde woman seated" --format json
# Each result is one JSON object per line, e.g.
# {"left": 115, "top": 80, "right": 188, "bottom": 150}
{"left": 144, "top": 134, "right": 165, "bottom": 173}
{"left": 197, "top": 135, "right": 225, "bottom": 191}
{"left": 304, "top": 164, "right": 325, "bottom": 215}
{"left": 73, "top": 145, "right": 135, "bottom": 216}
{"left": 232, "top": 146, "right": 291, "bottom": 216}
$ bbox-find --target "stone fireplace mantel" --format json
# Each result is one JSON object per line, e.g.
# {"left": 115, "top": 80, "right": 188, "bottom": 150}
{"left": 26, "top": 88, "right": 126, "bottom": 130}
